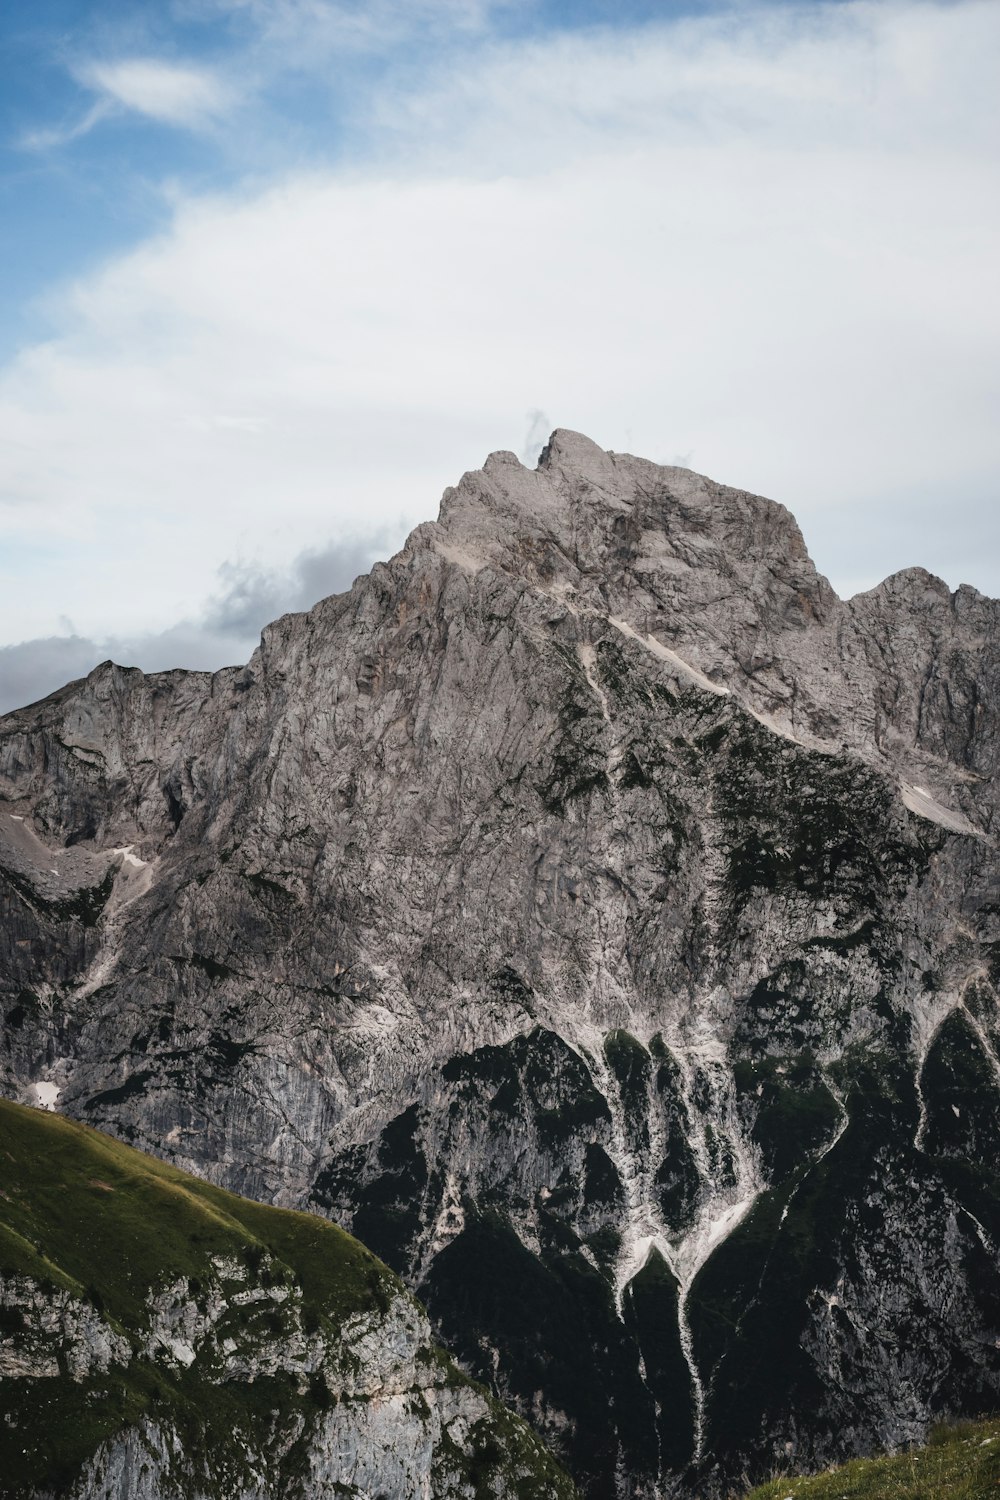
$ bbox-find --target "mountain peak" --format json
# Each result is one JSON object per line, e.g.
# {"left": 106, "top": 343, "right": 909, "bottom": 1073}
{"left": 537, "top": 427, "right": 618, "bottom": 475}
{"left": 2, "top": 430, "right": 999, "bottom": 1500}
{"left": 416, "top": 432, "right": 995, "bottom": 835}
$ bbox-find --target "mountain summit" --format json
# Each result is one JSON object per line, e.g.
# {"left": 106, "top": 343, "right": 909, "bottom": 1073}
{"left": 3, "top": 433, "right": 1000, "bottom": 1496}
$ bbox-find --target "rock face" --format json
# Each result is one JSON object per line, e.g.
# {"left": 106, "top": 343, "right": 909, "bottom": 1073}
{"left": 2, "top": 431, "right": 1000, "bottom": 1497}
{"left": 0, "top": 1099, "right": 576, "bottom": 1499}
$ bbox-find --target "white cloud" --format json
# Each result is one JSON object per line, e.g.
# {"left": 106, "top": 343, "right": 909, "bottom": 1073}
{"left": 20, "top": 99, "right": 116, "bottom": 152}
{"left": 75, "top": 57, "right": 236, "bottom": 130}
{"left": 209, "top": 0, "right": 508, "bottom": 58}
{"left": 22, "top": 55, "right": 238, "bottom": 151}
{"left": 367, "top": 0, "right": 1000, "bottom": 167}
{"left": 1, "top": 0, "right": 998, "bottom": 668}
{"left": 0, "top": 532, "right": 388, "bottom": 714}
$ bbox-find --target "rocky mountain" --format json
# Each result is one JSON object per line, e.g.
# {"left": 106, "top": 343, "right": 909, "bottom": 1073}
{"left": 0, "top": 1097, "right": 576, "bottom": 1499}
{"left": 2, "top": 430, "right": 999, "bottom": 1497}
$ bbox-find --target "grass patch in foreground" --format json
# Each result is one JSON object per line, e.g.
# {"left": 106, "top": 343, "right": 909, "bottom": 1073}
{"left": 0, "top": 1097, "right": 385, "bottom": 1330}
{"left": 747, "top": 1416, "right": 1000, "bottom": 1500}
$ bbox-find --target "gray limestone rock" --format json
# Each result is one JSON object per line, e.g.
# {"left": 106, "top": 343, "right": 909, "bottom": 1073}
{"left": 3, "top": 1275, "right": 561, "bottom": 1500}
{"left": 2, "top": 431, "right": 999, "bottom": 1496}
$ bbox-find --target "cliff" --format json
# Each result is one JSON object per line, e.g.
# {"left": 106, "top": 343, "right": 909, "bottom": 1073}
{"left": 2, "top": 432, "right": 999, "bottom": 1495}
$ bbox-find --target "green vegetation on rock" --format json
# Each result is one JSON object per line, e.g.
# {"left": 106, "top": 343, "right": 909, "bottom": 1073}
{"left": 0, "top": 1099, "right": 578, "bottom": 1500}
{"left": 0, "top": 1096, "right": 383, "bottom": 1327}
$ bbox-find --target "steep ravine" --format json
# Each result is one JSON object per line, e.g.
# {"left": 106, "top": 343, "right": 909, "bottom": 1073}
{"left": 2, "top": 432, "right": 1000, "bottom": 1497}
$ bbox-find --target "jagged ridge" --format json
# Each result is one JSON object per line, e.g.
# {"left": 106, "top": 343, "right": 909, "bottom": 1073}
{"left": 2, "top": 432, "right": 999, "bottom": 1496}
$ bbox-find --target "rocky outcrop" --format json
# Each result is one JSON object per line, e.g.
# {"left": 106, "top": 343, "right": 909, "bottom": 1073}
{"left": 5, "top": 1276, "right": 561, "bottom": 1500}
{"left": 0, "top": 1100, "right": 576, "bottom": 1499}
{"left": 2, "top": 432, "right": 999, "bottom": 1496}
{"left": 0, "top": 1279, "right": 131, "bottom": 1380}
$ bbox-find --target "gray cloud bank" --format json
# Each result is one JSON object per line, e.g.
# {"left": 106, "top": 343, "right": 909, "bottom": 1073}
{"left": 0, "top": 533, "right": 387, "bottom": 716}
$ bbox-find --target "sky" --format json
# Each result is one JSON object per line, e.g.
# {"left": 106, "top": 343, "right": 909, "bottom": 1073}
{"left": 0, "top": 0, "right": 997, "bottom": 713}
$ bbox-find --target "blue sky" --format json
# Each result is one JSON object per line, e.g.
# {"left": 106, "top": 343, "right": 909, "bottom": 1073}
{"left": 0, "top": 0, "right": 758, "bottom": 352}
{"left": 0, "top": 0, "right": 839, "bottom": 353}
{"left": 0, "top": 0, "right": 997, "bottom": 710}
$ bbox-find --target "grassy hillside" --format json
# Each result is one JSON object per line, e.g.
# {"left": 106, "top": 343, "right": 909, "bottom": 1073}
{"left": 747, "top": 1416, "right": 1000, "bottom": 1500}
{"left": 0, "top": 1098, "right": 576, "bottom": 1499}
{"left": 0, "top": 1094, "right": 385, "bottom": 1326}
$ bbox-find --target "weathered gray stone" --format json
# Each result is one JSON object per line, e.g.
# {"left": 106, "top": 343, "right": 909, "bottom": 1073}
{"left": 2, "top": 1266, "right": 568, "bottom": 1500}
{"left": 3, "top": 432, "right": 999, "bottom": 1496}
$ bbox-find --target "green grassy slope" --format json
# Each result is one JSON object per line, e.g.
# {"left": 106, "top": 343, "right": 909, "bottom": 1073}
{"left": 746, "top": 1417, "right": 1000, "bottom": 1500}
{"left": 0, "top": 1099, "right": 576, "bottom": 1499}
{"left": 0, "top": 1096, "right": 385, "bottom": 1326}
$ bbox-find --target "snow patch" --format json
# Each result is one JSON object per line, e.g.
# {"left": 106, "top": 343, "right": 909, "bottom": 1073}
{"left": 899, "top": 780, "right": 979, "bottom": 837}
{"left": 114, "top": 846, "right": 147, "bottom": 870}
{"left": 743, "top": 704, "right": 805, "bottom": 747}
{"left": 609, "top": 617, "right": 730, "bottom": 698}
{"left": 32, "top": 1081, "right": 61, "bottom": 1111}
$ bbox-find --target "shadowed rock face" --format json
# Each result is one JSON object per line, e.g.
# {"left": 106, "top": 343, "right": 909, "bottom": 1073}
{"left": 0, "top": 1099, "right": 578, "bottom": 1500}
{"left": 2, "top": 430, "right": 1000, "bottom": 1497}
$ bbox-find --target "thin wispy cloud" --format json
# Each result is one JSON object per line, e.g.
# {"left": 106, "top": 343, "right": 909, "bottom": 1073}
{"left": 76, "top": 57, "right": 237, "bottom": 129}
{"left": 210, "top": 0, "right": 507, "bottom": 56}
{"left": 370, "top": 0, "right": 1000, "bottom": 169}
{"left": 21, "top": 55, "right": 239, "bottom": 151}
{"left": 522, "top": 410, "right": 551, "bottom": 466}
{"left": 20, "top": 98, "right": 115, "bottom": 152}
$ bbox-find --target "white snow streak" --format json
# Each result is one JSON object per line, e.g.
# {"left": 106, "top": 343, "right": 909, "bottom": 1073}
{"left": 899, "top": 780, "right": 980, "bottom": 838}
{"left": 609, "top": 617, "right": 729, "bottom": 698}
{"left": 31, "top": 1081, "right": 61, "bottom": 1111}
{"left": 114, "top": 846, "right": 148, "bottom": 870}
